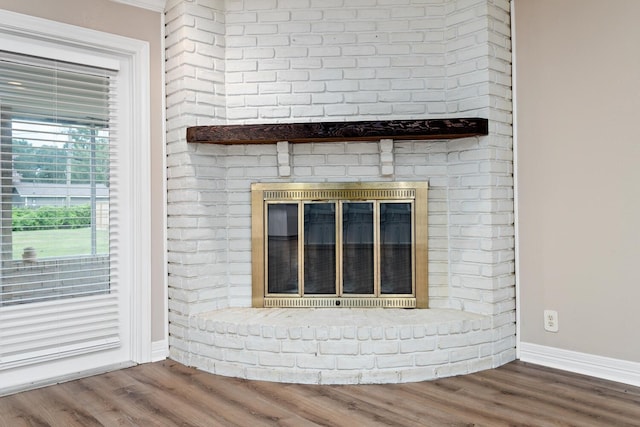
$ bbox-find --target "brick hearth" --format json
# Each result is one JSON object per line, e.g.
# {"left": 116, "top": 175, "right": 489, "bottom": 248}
{"left": 189, "top": 308, "right": 492, "bottom": 384}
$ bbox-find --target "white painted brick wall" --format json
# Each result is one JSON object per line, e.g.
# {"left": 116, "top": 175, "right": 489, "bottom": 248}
{"left": 166, "top": 0, "right": 228, "bottom": 359}
{"left": 165, "top": 0, "right": 515, "bottom": 376}
{"left": 223, "top": 0, "right": 450, "bottom": 122}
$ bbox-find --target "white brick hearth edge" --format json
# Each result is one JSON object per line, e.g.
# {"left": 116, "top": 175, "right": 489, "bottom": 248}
{"left": 182, "top": 308, "right": 497, "bottom": 384}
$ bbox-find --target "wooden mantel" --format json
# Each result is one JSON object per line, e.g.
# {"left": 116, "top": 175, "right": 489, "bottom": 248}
{"left": 186, "top": 118, "right": 488, "bottom": 144}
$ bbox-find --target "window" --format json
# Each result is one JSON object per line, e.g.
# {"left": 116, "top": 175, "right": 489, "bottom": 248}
{"left": 0, "top": 10, "right": 152, "bottom": 385}
{"left": 0, "top": 52, "right": 114, "bottom": 306}
{"left": 252, "top": 182, "right": 429, "bottom": 308}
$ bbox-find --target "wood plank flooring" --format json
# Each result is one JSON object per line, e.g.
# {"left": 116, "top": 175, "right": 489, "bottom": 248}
{"left": 1, "top": 360, "right": 639, "bottom": 427}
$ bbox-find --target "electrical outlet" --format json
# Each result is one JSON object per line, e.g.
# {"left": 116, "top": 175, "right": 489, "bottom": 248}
{"left": 544, "top": 310, "right": 559, "bottom": 332}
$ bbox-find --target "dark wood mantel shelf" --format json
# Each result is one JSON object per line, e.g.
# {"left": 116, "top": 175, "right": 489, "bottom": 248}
{"left": 186, "top": 118, "right": 488, "bottom": 144}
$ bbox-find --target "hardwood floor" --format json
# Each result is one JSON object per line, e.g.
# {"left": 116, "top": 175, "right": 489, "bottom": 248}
{"left": 1, "top": 360, "right": 639, "bottom": 427}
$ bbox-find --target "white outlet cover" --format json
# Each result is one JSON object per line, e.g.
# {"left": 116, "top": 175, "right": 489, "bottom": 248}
{"left": 544, "top": 309, "right": 559, "bottom": 332}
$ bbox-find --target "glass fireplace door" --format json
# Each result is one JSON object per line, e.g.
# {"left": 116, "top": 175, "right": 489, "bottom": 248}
{"left": 342, "top": 202, "right": 374, "bottom": 295}
{"left": 267, "top": 203, "right": 299, "bottom": 294}
{"left": 303, "top": 203, "right": 336, "bottom": 294}
{"left": 380, "top": 202, "right": 413, "bottom": 295}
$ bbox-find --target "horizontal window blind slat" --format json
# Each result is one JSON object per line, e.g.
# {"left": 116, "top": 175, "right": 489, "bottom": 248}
{"left": 0, "top": 105, "right": 112, "bottom": 124}
{"left": 1, "top": 285, "right": 111, "bottom": 302}
{"left": 1, "top": 117, "right": 114, "bottom": 128}
{"left": 2, "top": 328, "right": 119, "bottom": 355}
{"left": 0, "top": 70, "right": 114, "bottom": 88}
{"left": 1, "top": 138, "right": 114, "bottom": 147}
{"left": 2, "top": 317, "right": 118, "bottom": 346}
{"left": 0, "top": 261, "right": 109, "bottom": 278}
{"left": 1, "top": 280, "right": 111, "bottom": 293}
{"left": 0, "top": 74, "right": 115, "bottom": 95}
{"left": 2, "top": 332, "right": 120, "bottom": 361}
{"left": 1, "top": 336, "right": 120, "bottom": 363}
{"left": 1, "top": 85, "right": 114, "bottom": 101}
{"left": 2, "top": 314, "right": 119, "bottom": 344}
{"left": 2, "top": 283, "right": 111, "bottom": 296}
{"left": 0, "top": 295, "right": 119, "bottom": 319}
{"left": 0, "top": 338, "right": 121, "bottom": 370}
{"left": 2, "top": 291, "right": 111, "bottom": 305}
{"left": 1, "top": 89, "right": 113, "bottom": 105}
{"left": 0, "top": 273, "right": 110, "bottom": 284}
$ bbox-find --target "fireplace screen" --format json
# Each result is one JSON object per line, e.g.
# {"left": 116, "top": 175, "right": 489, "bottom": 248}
{"left": 252, "top": 182, "right": 428, "bottom": 308}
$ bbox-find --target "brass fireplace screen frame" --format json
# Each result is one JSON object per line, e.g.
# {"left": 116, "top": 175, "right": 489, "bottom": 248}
{"left": 251, "top": 182, "right": 428, "bottom": 308}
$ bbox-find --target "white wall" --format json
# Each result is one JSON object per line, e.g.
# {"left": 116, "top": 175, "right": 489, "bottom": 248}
{"left": 515, "top": 0, "right": 640, "bottom": 365}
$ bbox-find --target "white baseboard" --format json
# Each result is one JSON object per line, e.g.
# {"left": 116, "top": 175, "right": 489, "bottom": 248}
{"left": 519, "top": 342, "right": 640, "bottom": 387}
{"left": 151, "top": 339, "right": 168, "bottom": 362}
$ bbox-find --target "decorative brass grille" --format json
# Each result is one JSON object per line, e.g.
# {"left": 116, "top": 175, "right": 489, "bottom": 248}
{"left": 263, "top": 297, "right": 417, "bottom": 308}
{"left": 263, "top": 188, "right": 417, "bottom": 201}
{"left": 251, "top": 182, "right": 428, "bottom": 308}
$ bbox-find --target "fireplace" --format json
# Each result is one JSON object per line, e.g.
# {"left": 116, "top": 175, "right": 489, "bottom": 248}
{"left": 165, "top": 0, "right": 515, "bottom": 385}
{"left": 251, "top": 181, "right": 429, "bottom": 308}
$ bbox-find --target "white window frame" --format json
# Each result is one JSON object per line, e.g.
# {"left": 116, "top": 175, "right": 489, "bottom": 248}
{"left": 0, "top": 10, "right": 152, "bottom": 364}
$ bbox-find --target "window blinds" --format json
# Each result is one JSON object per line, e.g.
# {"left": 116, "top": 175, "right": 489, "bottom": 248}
{"left": 0, "top": 51, "right": 121, "bottom": 369}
